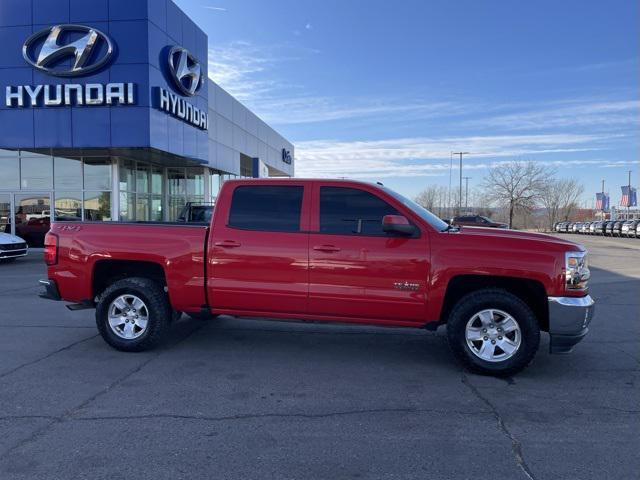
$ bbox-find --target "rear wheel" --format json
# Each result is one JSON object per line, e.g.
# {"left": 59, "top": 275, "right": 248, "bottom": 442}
{"left": 446, "top": 288, "right": 540, "bottom": 376}
{"left": 96, "top": 277, "right": 170, "bottom": 352}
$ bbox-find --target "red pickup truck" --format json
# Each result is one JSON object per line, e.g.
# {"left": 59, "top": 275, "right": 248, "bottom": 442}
{"left": 40, "top": 179, "right": 594, "bottom": 376}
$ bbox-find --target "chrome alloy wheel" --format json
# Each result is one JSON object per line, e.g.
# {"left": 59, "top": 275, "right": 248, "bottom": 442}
{"left": 465, "top": 309, "right": 521, "bottom": 362}
{"left": 108, "top": 294, "right": 149, "bottom": 340}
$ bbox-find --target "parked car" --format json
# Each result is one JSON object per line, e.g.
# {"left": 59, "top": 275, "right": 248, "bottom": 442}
{"left": 588, "top": 222, "right": 596, "bottom": 234}
{"left": 40, "top": 179, "right": 595, "bottom": 377}
{"left": 593, "top": 221, "right": 607, "bottom": 235}
{"left": 636, "top": 222, "right": 640, "bottom": 238}
{"left": 611, "top": 221, "right": 624, "bottom": 237}
{"left": 177, "top": 202, "right": 215, "bottom": 224}
{"left": 580, "top": 223, "right": 590, "bottom": 234}
{"left": 571, "top": 222, "right": 581, "bottom": 233}
{"left": 0, "top": 232, "right": 28, "bottom": 263}
{"left": 451, "top": 215, "right": 508, "bottom": 228}
{"left": 621, "top": 220, "right": 639, "bottom": 237}
{"left": 605, "top": 221, "right": 615, "bottom": 236}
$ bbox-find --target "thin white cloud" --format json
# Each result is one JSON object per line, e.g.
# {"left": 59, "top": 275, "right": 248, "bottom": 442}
{"left": 467, "top": 100, "right": 640, "bottom": 131}
{"left": 204, "top": 6, "right": 227, "bottom": 11}
{"left": 207, "top": 41, "right": 315, "bottom": 103}
{"left": 294, "top": 133, "right": 624, "bottom": 178}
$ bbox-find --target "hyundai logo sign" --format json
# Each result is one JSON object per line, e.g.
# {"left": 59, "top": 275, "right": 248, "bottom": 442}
{"left": 22, "top": 24, "right": 114, "bottom": 77}
{"left": 281, "top": 149, "right": 292, "bottom": 164}
{"left": 167, "top": 46, "right": 203, "bottom": 97}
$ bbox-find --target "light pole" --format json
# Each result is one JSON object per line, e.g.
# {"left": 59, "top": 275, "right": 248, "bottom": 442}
{"left": 463, "top": 176, "right": 472, "bottom": 211}
{"left": 452, "top": 152, "right": 469, "bottom": 216}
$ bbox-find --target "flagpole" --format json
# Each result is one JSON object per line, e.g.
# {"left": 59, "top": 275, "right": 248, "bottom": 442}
{"left": 601, "top": 179, "right": 605, "bottom": 220}
{"left": 628, "top": 170, "right": 632, "bottom": 220}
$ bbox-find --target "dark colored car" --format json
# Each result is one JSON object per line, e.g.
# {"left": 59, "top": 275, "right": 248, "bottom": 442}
{"left": 177, "top": 202, "right": 215, "bottom": 224}
{"left": 611, "top": 221, "right": 624, "bottom": 237}
{"left": 593, "top": 221, "right": 607, "bottom": 235}
{"left": 451, "top": 215, "right": 508, "bottom": 228}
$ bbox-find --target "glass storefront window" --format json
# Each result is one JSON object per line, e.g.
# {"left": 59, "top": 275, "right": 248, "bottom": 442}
{"left": 84, "top": 158, "right": 112, "bottom": 190}
{"left": 186, "top": 168, "right": 204, "bottom": 196}
{"left": 168, "top": 168, "right": 185, "bottom": 196}
{"left": 0, "top": 154, "right": 19, "bottom": 190}
{"left": 14, "top": 193, "right": 50, "bottom": 247}
{"left": 119, "top": 192, "right": 134, "bottom": 221}
{"left": 210, "top": 172, "right": 221, "bottom": 199}
{"left": 136, "top": 165, "right": 150, "bottom": 194}
{"left": 151, "top": 196, "right": 163, "bottom": 221}
{"left": 136, "top": 195, "right": 150, "bottom": 221}
{"left": 0, "top": 194, "right": 10, "bottom": 234}
{"left": 21, "top": 156, "right": 53, "bottom": 189}
{"left": 85, "top": 192, "right": 111, "bottom": 221}
{"left": 151, "top": 167, "right": 163, "bottom": 194}
{"left": 54, "top": 157, "right": 82, "bottom": 190}
{"left": 119, "top": 159, "right": 136, "bottom": 193}
{"left": 169, "top": 196, "right": 185, "bottom": 221}
{"left": 54, "top": 192, "right": 82, "bottom": 221}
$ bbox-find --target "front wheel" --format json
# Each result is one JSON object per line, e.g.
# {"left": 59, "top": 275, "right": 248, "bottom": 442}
{"left": 446, "top": 289, "right": 540, "bottom": 376}
{"left": 96, "top": 277, "right": 171, "bottom": 352}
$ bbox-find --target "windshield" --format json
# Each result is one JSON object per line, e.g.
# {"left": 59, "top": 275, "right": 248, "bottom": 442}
{"left": 380, "top": 186, "right": 449, "bottom": 231}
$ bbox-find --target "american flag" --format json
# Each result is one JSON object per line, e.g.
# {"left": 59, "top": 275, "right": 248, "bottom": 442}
{"left": 595, "top": 192, "right": 609, "bottom": 210}
{"left": 620, "top": 186, "right": 637, "bottom": 207}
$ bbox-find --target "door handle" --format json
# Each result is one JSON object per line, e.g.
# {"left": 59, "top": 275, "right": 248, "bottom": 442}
{"left": 215, "top": 240, "right": 241, "bottom": 248}
{"left": 313, "top": 245, "right": 341, "bottom": 253}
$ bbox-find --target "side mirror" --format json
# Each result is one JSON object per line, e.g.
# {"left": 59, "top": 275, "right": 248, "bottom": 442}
{"left": 382, "top": 215, "right": 416, "bottom": 235}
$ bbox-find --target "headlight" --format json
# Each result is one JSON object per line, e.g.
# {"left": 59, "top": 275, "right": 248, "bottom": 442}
{"left": 565, "top": 251, "right": 589, "bottom": 290}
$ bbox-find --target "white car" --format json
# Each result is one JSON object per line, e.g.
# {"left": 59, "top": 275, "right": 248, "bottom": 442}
{"left": 0, "top": 232, "right": 28, "bottom": 262}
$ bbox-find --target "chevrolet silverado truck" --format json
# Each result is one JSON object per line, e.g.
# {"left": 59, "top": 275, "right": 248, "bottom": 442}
{"left": 40, "top": 179, "right": 594, "bottom": 376}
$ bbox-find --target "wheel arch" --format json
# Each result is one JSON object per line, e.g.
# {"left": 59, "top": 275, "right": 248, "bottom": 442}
{"left": 439, "top": 274, "right": 549, "bottom": 332}
{"left": 92, "top": 260, "right": 167, "bottom": 300}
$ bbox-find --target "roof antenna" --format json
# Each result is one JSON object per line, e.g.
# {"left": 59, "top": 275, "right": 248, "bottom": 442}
{"left": 376, "top": 181, "right": 384, "bottom": 186}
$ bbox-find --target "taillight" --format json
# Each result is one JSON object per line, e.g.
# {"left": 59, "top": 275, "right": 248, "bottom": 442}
{"left": 44, "top": 233, "right": 58, "bottom": 266}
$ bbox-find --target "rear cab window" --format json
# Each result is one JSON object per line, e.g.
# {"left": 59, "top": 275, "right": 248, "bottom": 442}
{"left": 228, "top": 185, "right": 304, "bottom": 232}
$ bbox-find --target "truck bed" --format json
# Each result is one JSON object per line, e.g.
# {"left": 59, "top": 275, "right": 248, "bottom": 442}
{"left": 48, "top": 221, "right": 209, "bottom": 311}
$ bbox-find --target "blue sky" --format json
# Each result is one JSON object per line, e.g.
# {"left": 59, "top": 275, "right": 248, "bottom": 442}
{"left": 176, "top": 0, "right": 639, "bottom": 206}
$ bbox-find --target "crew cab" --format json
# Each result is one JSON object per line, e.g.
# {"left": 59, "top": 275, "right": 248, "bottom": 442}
{"left": 40, "top": 179, "right": 594, "bottom": 376}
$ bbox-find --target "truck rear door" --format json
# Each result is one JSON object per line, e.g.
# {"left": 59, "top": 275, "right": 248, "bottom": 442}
{"left": 207, "top": 182, "right": 310, "bottom": 315}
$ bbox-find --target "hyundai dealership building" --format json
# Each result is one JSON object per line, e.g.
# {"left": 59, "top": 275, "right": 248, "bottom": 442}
{"left": 0, "top": 0, "right": 294, "bottom": 245}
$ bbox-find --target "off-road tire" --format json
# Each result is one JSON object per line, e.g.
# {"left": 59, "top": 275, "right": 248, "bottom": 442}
{"left": 96, "top": 277, "right": 170, "bottom": 352}
{"left": 446, "top": 288, "right": 540, "bottom": 377}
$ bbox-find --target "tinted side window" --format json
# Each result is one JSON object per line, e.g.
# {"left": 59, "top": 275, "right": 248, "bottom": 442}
{"left": 320, "top": 186, "right": 399, "bottom": 236}
{"left": 229, "top": 185, "right": 303, "bottom": 232}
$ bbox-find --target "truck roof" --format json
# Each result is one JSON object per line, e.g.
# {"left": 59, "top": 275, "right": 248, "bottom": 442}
{"left": 224, "top": 178, "right": 382, "bottom": 187}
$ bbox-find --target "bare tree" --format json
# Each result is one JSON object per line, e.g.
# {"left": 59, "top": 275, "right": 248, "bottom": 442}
{"left": 540, "top": 178, "right": 585, "bottom": 230}
{"left": 483, "top": 161, "right": 551, "bottom": 229}
{"left": 559, "top": 179, "right": 584, "bottom": 222}
{"left": 414, "top": 185, "right": 448, "bottom": 218}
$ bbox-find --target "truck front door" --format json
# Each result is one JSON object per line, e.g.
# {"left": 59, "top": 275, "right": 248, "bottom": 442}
{"left": 308, "top": 184, "right": 430, "bottom": 325}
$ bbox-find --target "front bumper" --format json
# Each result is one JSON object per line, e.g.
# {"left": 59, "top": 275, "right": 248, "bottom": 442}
{"left": 39, "top": 279, "right": 61, "bottom": 301}
{"left": 0, "top": 248, "right": 28, "bottom": 259}
{"left": 548, "top": 295, "right": 595, "bottom": 354}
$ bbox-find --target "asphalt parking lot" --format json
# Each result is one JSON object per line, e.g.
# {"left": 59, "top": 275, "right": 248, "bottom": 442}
{"left": 0, "top": 234, "right": 638, "bottom": 480}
